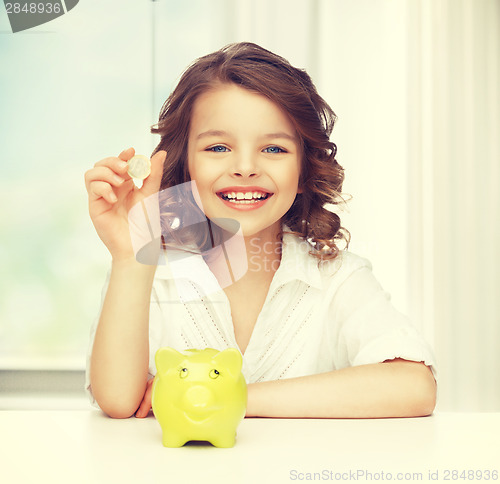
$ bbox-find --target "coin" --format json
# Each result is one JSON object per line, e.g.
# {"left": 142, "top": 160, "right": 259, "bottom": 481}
{"left": 127, "top": 155, "right": 151, "bottom": 181}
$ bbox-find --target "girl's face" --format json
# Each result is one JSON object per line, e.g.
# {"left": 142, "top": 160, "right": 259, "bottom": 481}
{"left": 187, "top": 83, "right": 301, "bottom": 240}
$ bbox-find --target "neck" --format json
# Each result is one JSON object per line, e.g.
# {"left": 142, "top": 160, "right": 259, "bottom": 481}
{"left": 203, "top": 222, "right": 283, "bottom": 285}
{"left": 244, "top": 226, "right": 282, "bottom": 278}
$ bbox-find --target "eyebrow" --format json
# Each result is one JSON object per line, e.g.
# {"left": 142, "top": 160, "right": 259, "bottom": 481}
{"left": 263, "top": 132, "right": 297, "bottom": 142}
{"left": 196, "top": 130, "right": 229, "bottom": 140}
{"left": 196, "top": 130, "right": 297, "bottom": 142}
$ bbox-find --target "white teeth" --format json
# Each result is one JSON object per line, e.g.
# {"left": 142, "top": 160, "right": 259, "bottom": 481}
{"left": 219, "top": 190, "right": 269, "bottom": 202}
{"left": 221, "top": 191, "right": 268, "bottom": 200}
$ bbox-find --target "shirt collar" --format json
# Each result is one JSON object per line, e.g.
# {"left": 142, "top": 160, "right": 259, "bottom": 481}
{"left": 270, "top": 227, "right": 323, "bottom": 291}
{"left": 154, "top": 226, "right": 323, "bottom": 291}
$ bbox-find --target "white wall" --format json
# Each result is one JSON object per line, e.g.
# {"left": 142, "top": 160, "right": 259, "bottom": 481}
{"left": 317, "top": 0, "right": 411, "bottom": 318}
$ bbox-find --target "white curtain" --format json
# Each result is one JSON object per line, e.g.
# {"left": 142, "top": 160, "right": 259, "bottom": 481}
{"left": 407, "top": 0, "right": 500, "bottom": 411}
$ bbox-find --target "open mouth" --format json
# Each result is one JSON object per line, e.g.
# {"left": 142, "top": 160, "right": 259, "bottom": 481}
{"left": 217, "top": 190, "right": 273, "bottom": 204}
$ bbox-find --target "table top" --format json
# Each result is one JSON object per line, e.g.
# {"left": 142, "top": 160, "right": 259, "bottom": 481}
{"left": 1, "top": 410, "right": 499, "bottom": 484}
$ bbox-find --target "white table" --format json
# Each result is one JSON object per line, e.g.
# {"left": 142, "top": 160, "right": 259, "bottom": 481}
{"left": 0, "top": 411, "right": 499, "bottom": 484}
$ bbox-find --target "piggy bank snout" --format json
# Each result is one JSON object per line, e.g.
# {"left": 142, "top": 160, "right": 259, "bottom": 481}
{"left": 182, "top": 385, "right": 215, "bottom": 413}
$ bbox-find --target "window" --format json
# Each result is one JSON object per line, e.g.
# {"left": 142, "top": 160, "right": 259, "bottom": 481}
{"left": 0, "top": 2, "right": 154, "bottom": 369}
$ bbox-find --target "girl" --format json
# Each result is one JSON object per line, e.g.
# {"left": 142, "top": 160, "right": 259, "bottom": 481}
{"left": 84, "top": 42, "right": 436, "bottom": 419}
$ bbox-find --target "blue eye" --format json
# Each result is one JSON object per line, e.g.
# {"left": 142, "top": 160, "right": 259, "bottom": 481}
{"left": 207, "top": 145, "right": 229, "bottom": 153}
{"left": 263, "top": 146, "right": 286, "bottom": 154}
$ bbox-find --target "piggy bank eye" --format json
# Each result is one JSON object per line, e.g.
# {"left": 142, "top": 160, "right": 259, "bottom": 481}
{"left": 179, "top": 367, "right": 189, "bottom": 379}
{"left": 209, "top": 369, "right": 220, "bottom": 379}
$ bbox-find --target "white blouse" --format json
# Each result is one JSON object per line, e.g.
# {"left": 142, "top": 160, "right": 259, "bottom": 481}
{"left": 85, "top": 231, "right": 436, "bottom": 405}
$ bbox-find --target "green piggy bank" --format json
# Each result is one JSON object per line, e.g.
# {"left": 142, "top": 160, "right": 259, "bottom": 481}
{"left": 152, "top": 347, "right": 247, "bottom": 448}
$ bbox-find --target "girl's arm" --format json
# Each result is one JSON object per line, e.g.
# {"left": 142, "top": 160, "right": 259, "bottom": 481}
{"left": 85, "top": 147, "right": 166, "bottom": 418}
{"left": 136, "top": 358, "right": 436, "bottom": 419}
{"left": 246, "top": 359, "right": 436, "bottom": 418}
{"left": 89, "top": 259, "right": 156, "bottom": 418}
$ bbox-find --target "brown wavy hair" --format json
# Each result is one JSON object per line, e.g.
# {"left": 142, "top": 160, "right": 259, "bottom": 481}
{"left": 151, "top": 42, "right": 349, "bottom": 260}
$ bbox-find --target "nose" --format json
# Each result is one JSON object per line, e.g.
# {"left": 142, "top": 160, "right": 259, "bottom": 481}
{"left": 182, "top": 385, "right": 215, "bottom": 414}
{"left": 231, "top": 151, "right": 259, "bottom": 178}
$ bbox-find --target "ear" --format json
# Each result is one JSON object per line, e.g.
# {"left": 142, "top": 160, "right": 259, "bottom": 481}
{"left": 213, "top": 348, "right": 243, "bottom": 378}
{"left": 155, "top": 347, "right": 184, "bottom": 374}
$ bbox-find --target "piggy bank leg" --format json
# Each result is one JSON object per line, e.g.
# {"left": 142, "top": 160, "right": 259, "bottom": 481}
{"left": 161, "top": 430, "right": 188, "bottom": 448}
{"left": 209, "top": 431, "right": 237, "bottom": 448}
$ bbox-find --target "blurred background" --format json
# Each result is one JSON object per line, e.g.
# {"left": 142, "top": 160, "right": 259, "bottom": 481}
{"left": 0, "top": 0, "right": 498, "bottom": 411}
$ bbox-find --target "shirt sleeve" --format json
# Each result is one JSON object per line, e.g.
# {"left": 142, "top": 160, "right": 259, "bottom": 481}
{"left": 330, "top": 258, "right": 437, "bottom": 378}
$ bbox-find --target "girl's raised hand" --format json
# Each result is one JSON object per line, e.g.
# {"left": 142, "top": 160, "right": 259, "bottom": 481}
{"left": 84, "top": 147, "right": 167, "bottom": 262}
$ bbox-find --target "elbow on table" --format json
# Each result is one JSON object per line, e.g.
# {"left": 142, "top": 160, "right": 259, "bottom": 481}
{"left": 91, "top": 387, "right": 141, "bottom": 419}
{"left": 407, "top": 364, "right": 437, "bottom": 417}
{"left": 98, "top": 399, "right": 140, "bottom": 419}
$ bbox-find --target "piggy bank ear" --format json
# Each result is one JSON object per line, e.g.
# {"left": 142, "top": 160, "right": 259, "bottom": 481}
{"left": 155, "top": 347, "right": 184, "bottom": 374}
{"left": 213, "top": 348, "right": 242, "bottom": 378}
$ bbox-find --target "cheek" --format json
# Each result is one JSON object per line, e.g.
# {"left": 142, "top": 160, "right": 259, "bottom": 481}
{"left": 283, "top": 168, "right": 301, "bottom": 192}
{"left": 190, "top": 164, "right": 215, "bottom": 191}
{"left": 187, "top": 143, "right": 209, "bottom": 181}
{"left": 186, "top": 151, "right": 209, "bottom": 212}
{"left": 187, "top": 152, "right": 220, "bottom": 187}
{"left": 187, "top": 160, "right": 208, "bottom": 190}
{"left": 186, "top": 146, "right": 197, "bottom": 180}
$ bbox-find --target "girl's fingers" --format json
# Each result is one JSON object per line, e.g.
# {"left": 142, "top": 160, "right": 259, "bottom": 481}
{"left": 135, "top": 399, "right": 150, "bottom": 418}
{"left": 142, "top": 150, "right": 167, "bottom": 195}
{"left": 86, "top": 166, "right": 127, "bottom": 190}
{"left": 151, "top": 150, "right": 167, "bottom": 177}
{"left": 135, "top": 379, "right": 154, "bottom": 418}
{"left": 93, "top": 157, "right": 130, "bottom": 177}
{"left": 88, "top": 180, "right": 118, "bottom": 204}
{"left": 87, "top": 148, "right": 163, "bottom": 204}
{"left": 118, "top": 146, "right": 135, "bottom": 161}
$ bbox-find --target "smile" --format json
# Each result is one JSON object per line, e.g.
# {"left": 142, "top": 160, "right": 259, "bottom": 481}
{"left": 218, "top": 191, "right": 271, "bottom": 202}
{"left": 216, "top": 189, "right": 273, "bottom": 210}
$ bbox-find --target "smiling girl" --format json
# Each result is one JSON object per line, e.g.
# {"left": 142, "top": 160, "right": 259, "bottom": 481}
{"left": 84, "top": 42, "right": 436, "bottom": 419}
